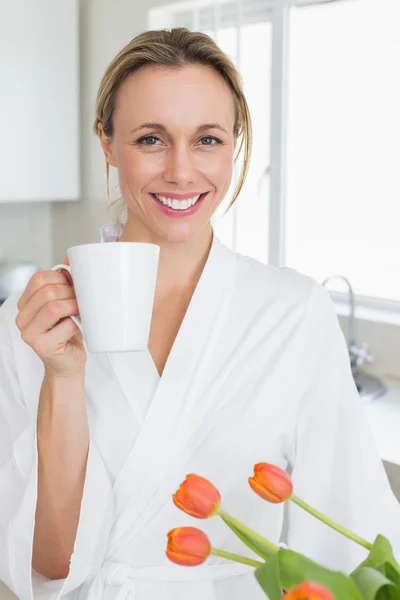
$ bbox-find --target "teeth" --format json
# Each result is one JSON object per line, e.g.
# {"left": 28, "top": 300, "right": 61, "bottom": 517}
{"left": 154, "top": 193, "right": 202, "bottom": 210}
{"left": 172, "top": 199, "right": 181, "bottom": 210}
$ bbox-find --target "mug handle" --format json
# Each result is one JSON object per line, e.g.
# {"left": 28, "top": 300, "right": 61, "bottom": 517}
{"left": 51, "top": 264, "right": 84, "bottom": 334}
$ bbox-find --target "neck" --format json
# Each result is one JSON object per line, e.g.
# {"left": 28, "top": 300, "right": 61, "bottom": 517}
{"left": 116, "top": 218, "right": 214, "bottom": 297}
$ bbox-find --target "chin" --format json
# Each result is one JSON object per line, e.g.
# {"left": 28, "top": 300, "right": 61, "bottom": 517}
{"left": 152, "top": 220, "right": 211, "bottom": 246}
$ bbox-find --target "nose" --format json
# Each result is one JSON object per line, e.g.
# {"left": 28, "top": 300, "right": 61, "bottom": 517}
{"left": 163, "top": 143, "right": 196, "bottom": 187}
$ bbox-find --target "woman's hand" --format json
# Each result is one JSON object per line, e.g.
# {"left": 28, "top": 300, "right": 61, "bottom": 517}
{"left": 15, "top": 256, "right": 86, "bottom": 379}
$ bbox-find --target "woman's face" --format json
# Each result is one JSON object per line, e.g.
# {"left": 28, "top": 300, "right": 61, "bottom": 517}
{"left": 99, "top": 64, "right": 237, "bottom": 244}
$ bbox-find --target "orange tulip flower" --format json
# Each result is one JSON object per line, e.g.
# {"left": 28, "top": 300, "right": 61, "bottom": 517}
{"left": 166, "top": 527, "right": 211, "bottom": 566}
{"left": 283, "top": 581, "right": 335, "bottom": 599}
{"left": 173, "top": 474, "right": 221, "bottom": 518}
{"left": 249, "top": 463, "right": 293, "bottom": 503}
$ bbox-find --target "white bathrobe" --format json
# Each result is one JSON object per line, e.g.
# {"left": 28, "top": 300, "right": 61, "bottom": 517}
{"left": 1, "top": 222, "right": 400, "bottom": 600}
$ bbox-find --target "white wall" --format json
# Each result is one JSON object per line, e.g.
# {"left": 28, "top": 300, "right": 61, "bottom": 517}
{"left": 0, "top": 202, "right": 52, "bottom": 269}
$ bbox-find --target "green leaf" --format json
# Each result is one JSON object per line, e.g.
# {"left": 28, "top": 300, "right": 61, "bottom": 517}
{"left": 376, "top": 564, "right": 400, "bottom": 599}
{"left": 218, "top": 510, "right": 277, "bottom": 561}
{"left": 278, "top": 549, "right": 364, "bottom": 599}
{"left": 380, "top": 563, "right": 400, "bottom": 587}
{"left": 254, "top": 554, "right": 283, "bottom": 600}
{"left": 351, "top": 566, "right": 397, "bottom": 600}
{"left": 349, "top": 536, "right": 400, "bottom": 598}
{"left": 219, "top": 517, "right": 274, "bottom": 561}
{"left": 353, "top": 535, "right": 400, "bottom": 576}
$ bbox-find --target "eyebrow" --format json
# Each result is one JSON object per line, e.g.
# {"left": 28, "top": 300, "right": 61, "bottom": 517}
{"left": 130, "top": 122, "right": 228, "bottom": 135}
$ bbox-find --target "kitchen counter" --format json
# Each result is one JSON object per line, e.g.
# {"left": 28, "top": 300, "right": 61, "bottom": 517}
{"left": 362, "top": 379, "right": 400, "bottom": 467}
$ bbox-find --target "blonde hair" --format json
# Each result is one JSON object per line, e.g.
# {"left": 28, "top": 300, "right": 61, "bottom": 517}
{"left": 93, "top": 27, "right": 253, "bottom": 226}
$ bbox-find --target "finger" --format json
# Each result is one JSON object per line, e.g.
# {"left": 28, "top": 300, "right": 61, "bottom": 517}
{"left": 20, "top": 298, "right": 80, "bottom": 346}
{"left": 58, "top": 264, "right": 73, "bottom": 287}
{"left": 33, "top": 317, "right": 82, "bottom": 358}
{"left": 17, "top": 270, "right": 71, "bottom": 311}
{"left": 16, "top": 283, "right": 76, "bottom": 332}
{"left": 60, "top": 255, "right": 74, "bottom": 286}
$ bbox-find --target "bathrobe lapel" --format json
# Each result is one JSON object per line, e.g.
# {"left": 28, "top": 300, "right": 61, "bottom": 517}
{"left": 104, "top": 233, "right": 237, "bottom": 557}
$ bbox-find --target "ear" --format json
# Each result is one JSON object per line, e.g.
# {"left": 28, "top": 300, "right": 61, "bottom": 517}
{"left": 98, "top": 123, "right": 117, "bottom": 167}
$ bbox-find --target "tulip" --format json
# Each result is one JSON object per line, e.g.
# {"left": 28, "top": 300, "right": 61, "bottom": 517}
{"left": 166, "top": 527, "right": 211, "bottom": 566}
{"left": 166, "top": 527, "right": 263, "bottom": 569}
{"left": 173, "top": 473, "right": 279, "bottom": 558}
{"left": 173, "top": 474, "right": 221, "bottom": 518}
{"left": 249, "top": 463, "right": 293, "bottom": 503}
{"left": 249, "top": 463, "right": 372, "bottom": 551}
{"left": 282, "top": 581, "right": 335, "bottom": 599}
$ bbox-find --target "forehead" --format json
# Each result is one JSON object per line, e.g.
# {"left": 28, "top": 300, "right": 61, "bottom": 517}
{"left": 114, "top": 64, "right": 235, "bottom": 130}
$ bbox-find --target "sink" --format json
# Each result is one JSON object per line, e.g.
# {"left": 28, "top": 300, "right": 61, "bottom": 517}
{"left": 355, "top": 370, "right": 387, "bottom": 402}
{"left": 362, "top": 383, "right": 400, "bottom": 466}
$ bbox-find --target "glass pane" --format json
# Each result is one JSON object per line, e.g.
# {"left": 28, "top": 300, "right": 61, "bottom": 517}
{"left": 286, "top": 0, "right": 400, "bottom": 302}
{"left": 212, "top": 21, "right": 272, "bottom": 264}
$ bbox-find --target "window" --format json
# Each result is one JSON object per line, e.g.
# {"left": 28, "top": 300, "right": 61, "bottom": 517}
{"left": 211, "top": 19, "right": 272, "bottom": 265}
{"left": 286, "top": 0, "right": 400, "bottom": 303}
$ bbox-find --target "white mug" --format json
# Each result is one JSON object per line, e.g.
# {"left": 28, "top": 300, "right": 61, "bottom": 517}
{"left": 51, "top": 241, "right": 160, "bottom": 353}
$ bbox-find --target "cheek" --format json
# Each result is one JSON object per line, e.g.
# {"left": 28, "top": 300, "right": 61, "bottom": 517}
{"left": 200, "top": 152, "right": 233, "bottom": 186}
{"left": 115, "top": 147, "right": 158, "bottom": 185}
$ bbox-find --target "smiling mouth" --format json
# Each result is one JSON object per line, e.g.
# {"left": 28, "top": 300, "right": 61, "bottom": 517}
{"left": 150, "top": 192, "right": 208, "bottom": 210}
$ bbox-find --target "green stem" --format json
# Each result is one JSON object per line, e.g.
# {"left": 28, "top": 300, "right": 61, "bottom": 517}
{"left": 211, "top": 547, "right": 263, "bottom": 568}
{"left": 290, "top": 494, "right": 372, "bottom": 551}
{"left": 218, "top": 508, "right": 279, "bottom": 555}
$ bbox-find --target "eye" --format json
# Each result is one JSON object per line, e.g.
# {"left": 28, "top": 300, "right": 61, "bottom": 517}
{"left": 200, "top": 136, "right": 223, "bottom": 146}
{"left": 136, "top": 135, "right": 161, "bottom": 145}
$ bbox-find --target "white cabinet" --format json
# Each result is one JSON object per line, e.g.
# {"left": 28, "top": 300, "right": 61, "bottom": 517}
{"left": 0, "top": 0, "right": 79, "bottom": 202}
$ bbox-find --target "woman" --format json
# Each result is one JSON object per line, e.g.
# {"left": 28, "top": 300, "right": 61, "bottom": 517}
{"left": 1, "top": 28, "right": 399, "bottom": 600}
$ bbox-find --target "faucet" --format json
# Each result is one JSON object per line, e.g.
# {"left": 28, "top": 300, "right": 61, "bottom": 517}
{"left": 321, "top": 275, "right": 373, "bottom": 376}
{"left": 321, "top": 275, "right": 387, "bottom": 401}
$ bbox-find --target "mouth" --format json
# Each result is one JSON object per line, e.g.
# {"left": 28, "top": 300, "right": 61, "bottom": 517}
{"left": 150, "top": 192, "right": 208, "bottom": 212}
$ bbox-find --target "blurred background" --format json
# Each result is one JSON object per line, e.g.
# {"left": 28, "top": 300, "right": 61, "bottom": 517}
{"left": 0, "top": 1, "right": 399, "bottom": 595}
